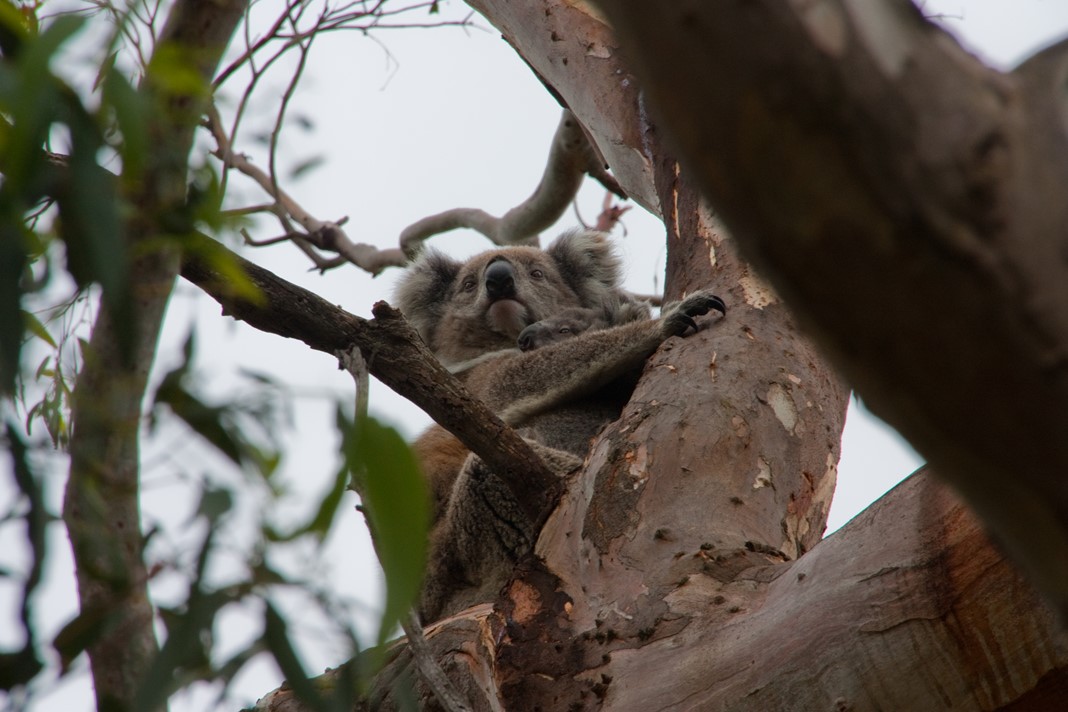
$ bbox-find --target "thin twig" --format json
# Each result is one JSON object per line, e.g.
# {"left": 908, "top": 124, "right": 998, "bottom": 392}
{"left": 335, "top": 347, "right": 473, "bottom": 712}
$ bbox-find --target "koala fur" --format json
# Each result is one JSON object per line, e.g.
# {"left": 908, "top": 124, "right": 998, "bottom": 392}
{"left": 395, "top": 230, "right": 725, "bottom": 621}
{"left": 417, "top": 292, "right": 651, "bottom": 524}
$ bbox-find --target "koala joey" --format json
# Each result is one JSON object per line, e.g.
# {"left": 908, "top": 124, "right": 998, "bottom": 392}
{"left": 517, "top": 298, "right": 651, "bottom": 352}
{"left": 395, "top": 230, "right": 725, "bottom": 620}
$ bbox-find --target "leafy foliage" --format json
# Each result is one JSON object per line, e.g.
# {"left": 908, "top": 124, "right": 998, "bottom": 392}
{"left": 152, "top": 331, "right": 283, "bottom": 479}
{"left": 0, "top": 422, "right": 45, "bottom": 690}
{"left": 0, "top": 7, "right": 137, "bottom": 394}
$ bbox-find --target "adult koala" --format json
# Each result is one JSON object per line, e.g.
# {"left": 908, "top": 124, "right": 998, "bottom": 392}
{"left": 395, "top": 230, "right": 724, "bottom": 620}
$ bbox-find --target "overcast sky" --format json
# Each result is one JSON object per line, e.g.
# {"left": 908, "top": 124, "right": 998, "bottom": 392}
{"left": 3, "top": 1, "right": 1068, "bottom": 710}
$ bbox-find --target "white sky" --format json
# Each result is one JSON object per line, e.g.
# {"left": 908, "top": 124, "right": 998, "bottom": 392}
{"left": 2, "top": 0, "right": 1067, "bottom": 710}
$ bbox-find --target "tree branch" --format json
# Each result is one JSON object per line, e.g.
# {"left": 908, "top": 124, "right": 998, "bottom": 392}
{"left": 586, "top": 0, "right": 1068, "bottom": 617}
{"left": 205, "top": 107, "right": 407, "bottom": 275}
{"left": 179, "top": 233, "right": 563, "bottom": 526}
{"left": 335, "top": 348, "right": 474, "bottom": 712}
{"left": 466, "top": 0, "right": 1068, "bottom": 618}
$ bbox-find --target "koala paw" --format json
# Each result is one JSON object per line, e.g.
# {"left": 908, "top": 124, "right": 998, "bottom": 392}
{"left": 662, "top": 290, "right": 726, "bottom": 337}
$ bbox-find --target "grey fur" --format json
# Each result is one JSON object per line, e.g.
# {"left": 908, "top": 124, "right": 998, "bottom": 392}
{"left": 395, "top": 230, "right": 624, "bottom": 370}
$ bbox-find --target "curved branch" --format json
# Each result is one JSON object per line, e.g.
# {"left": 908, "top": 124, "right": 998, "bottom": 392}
{"left": 399, "top": 109, "right": 624, "bottom": 254}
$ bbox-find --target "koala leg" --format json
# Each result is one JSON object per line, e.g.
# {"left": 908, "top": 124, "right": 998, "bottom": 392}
{"left": 421, "top": 441, "right": 580, "bottom": 622}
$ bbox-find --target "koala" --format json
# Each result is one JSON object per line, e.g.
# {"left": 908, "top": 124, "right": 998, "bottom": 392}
{"left": 395, "top": 230, "right": 725, "bottom": 621}
{"left": 517, "top": 298, "right": 651, "bottom": 352}
{"left": 417, "top": 295, "right": 651, "bottom": 525}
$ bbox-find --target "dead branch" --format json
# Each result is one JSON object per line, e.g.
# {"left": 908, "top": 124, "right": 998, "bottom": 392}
{"left": 202, "top": 0, "right": 479, "bottom": 277}
{"left": 592, "top": 191, "right": 631, "bottom": 233}
{"left": 399, "top": 109, "right": 625, "bottom": 254}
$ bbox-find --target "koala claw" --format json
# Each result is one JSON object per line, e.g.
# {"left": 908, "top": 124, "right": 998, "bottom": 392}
{"left": 663, "top": 290, "right": 726, "bottom": 336}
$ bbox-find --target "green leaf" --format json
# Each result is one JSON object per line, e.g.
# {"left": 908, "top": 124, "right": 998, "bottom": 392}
{"left": 146, "top": 42, "right": 211, "bottom": 101}
{"left": 268, "top": 463, "right": 349, "bottom": 544}
{"left": 0, "top": 225, "right": 26, "bottom": 395}
{"left": 196, "top": 487, "right": 233, "bottom": 523}
{"left": 4, "top": 15, "right": 84, "bottom": 180}
{"left": 344, "top": 415, "right": 429, "bottom": 646}
{"left": 19, "top": 13, "right": 80, "bottom": 66}
{"left": 22, "top": 309, "right": 54, "bottom": 348}
{"left": 58, "top": 98, "right": 133, "bottom": 362}
{"left": 1, "top": 422, "right": 45, "bottom": 689}
{"left": 0, "top": 1, "right": 33, "bottom": 57}
{"left": 180, "top": 233, "right": 264, "bottom": 305}
{"left": 156, "top": 374, "right": 244, "bottom": 466}
{"left": 135, "top": 525, "right": 238, "bottom": 711}
{"left": 288, "top": 155, "right": 324, "bottom": 181}
{"left": 0, "top": 647, "right": 43, "bottom": 691}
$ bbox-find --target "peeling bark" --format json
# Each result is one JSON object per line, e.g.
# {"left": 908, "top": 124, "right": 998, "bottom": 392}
{"left": 259, "top": 467, "right": 1068, "bottom": 711}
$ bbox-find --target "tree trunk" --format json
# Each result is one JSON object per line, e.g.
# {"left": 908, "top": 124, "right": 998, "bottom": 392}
{"left": 63, "top": 2, "right": 247, "bottom": 710}
{"left": 590, "top": 0, "right": 1068, "bottom": 617}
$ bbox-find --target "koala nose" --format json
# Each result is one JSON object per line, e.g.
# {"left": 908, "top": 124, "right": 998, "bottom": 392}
{"left": 484, "top": 259, "right": 516, "bottom": 300}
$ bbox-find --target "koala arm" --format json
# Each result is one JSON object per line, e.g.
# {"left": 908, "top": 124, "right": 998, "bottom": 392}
{"left": 468, "top": 290, "right": 725, "bottom": 426}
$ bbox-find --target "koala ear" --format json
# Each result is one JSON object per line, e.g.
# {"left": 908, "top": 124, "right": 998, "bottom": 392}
{"left": 546, "top": 229, "right": 623, "bottom": 307}
{"left": 393, "top": 249, "right": 461, "bottom": 345}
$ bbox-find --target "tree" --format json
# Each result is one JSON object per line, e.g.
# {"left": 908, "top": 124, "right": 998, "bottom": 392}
{"left": 3, "top": 1, "right": 1067, "bottom": 712}
{"left": 256, "top": 0, "right": 1068, "bottom": 707}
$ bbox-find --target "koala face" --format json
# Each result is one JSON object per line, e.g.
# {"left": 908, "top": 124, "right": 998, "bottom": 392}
{"left": 395, "top": 230, "right": 622, "bottom": 368}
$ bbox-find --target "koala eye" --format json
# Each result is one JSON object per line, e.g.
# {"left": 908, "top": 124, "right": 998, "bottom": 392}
{"left": 558, "top": 327, "right": 571, "bottom": 334}
{"left": 530, "top": 269, "right": 544, "bottom": 279}
{"left": 461, "top": 278, "right": 477, "bottom": 292}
